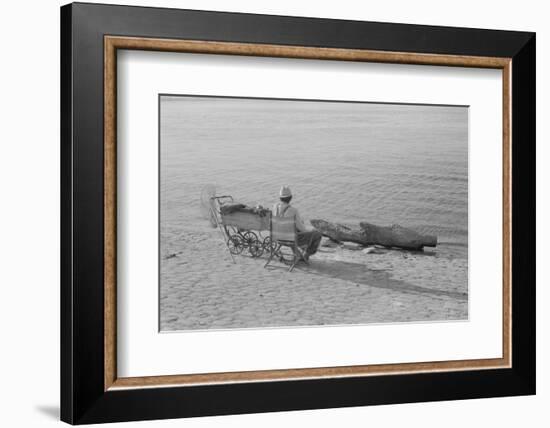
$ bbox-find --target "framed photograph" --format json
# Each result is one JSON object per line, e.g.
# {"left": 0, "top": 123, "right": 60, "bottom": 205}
{"left": 60, "top": 2, "right": 535, "bottom": 424}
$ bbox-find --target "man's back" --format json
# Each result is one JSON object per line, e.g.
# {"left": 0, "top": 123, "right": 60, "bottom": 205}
{"left": 272, "top": 202, "right": 306, "bottom": 232}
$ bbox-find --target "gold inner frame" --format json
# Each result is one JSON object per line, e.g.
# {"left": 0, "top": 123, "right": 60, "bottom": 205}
{"left": 104, "top": 35, "right": 512, "bottom": 391}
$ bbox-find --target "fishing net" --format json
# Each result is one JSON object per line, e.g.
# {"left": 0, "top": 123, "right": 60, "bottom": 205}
{"left": 200, "top": 184, "right": 218, "bottom": 227}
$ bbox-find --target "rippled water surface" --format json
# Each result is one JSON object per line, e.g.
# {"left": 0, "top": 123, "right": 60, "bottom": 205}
{"left": 160, "top": 95, "right": 468, "bottom": 258}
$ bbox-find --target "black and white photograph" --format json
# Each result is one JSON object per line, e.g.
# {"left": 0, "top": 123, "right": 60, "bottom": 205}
{"left": 160, "top": 95, "right": 469, "bottom": 331}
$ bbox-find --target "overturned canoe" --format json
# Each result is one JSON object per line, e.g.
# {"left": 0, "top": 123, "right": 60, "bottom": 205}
{"left": 310, "top": 219, "right": 437, "bottom": 250}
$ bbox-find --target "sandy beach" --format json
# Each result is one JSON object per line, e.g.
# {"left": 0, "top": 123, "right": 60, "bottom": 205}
{"left": 160, "top": 218, "right": 468, "bottom": 331}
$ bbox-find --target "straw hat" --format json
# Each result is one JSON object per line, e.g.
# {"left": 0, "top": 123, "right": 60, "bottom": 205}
{"left": 279, "top": 186, "right": 292, "bottom": 198}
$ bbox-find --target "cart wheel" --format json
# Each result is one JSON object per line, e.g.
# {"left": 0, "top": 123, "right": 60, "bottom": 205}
{"left": 241, "top": 231, "right": 258, "bottom": 247}
{"left": 262, "top": 236, "right": 277, "bottom": 252}
{"left": 227, "top": 235, "right": 243, "bottom": 255}
{"left": 248, "top": 239, "right": 264, "bottom": 258}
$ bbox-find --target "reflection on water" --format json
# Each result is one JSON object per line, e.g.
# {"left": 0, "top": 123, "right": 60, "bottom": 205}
{"left": 161, "top": 96, "right": 468, "bottom": 259}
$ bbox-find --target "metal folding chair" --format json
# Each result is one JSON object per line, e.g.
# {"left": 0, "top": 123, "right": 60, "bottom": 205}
{"left": 264, "top": 215, "right": 308, "bottom": 272}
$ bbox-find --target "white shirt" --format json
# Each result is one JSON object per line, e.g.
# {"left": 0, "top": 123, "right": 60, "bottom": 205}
{"left": 272, "top": 202, "right": 308, "bottom": 232}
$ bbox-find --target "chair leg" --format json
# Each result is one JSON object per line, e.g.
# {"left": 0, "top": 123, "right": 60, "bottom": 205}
{"left": 288, "top": 257, "right": 298, "bottom": 272}
{"left": 264, "top": 251, "right": 274, "bottom": 268}
{"left": 293, "top": 247, "right": 308, "bottom": 265}
{"left": 299, "top": 248, "right": 309, "bottom": 265}
{"left": 289, "top": 247, "right": 304, "bottom": 272}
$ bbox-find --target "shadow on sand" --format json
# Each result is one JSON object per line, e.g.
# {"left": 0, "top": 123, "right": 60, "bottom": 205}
{"left": 298, "top": 258, "right": 467, "bottom": 301}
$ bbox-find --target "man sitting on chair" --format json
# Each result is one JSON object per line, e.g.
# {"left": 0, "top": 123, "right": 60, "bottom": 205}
{"left": 273, "top": 186, "right": 322, "bottom": 261}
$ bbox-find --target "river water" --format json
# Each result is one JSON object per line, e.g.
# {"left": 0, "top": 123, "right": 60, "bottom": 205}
{"left": 160, "top": 95, "right": 468, "bottom": 258}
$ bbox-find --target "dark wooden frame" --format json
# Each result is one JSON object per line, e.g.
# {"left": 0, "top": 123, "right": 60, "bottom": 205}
{"left": 61, "top": 2, "right": 535, "bottom": 424}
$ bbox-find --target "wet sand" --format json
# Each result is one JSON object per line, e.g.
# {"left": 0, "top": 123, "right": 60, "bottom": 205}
{"left": 160, "top": 219, "right": 468, "bottom": 331}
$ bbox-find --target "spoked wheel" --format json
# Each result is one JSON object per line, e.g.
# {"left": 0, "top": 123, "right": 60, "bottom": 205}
{"left": 241, "top": 231, "right": 257, "bottom": 246}
{"left": 237, "top": 231, "right": 259, "bottom": 257}
{"left": 262, "top": 236, "right": 277, "bottom": 252}
{"left": 248, "top": 239, "right": 264, "bottom": 258}
{"left": 227, "top": 235, "right": 243, "bottom": 255}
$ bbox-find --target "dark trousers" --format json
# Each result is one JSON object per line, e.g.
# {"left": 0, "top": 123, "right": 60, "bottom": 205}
{"left": 297, "top": 230, "right": 323, "bottom": 256}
